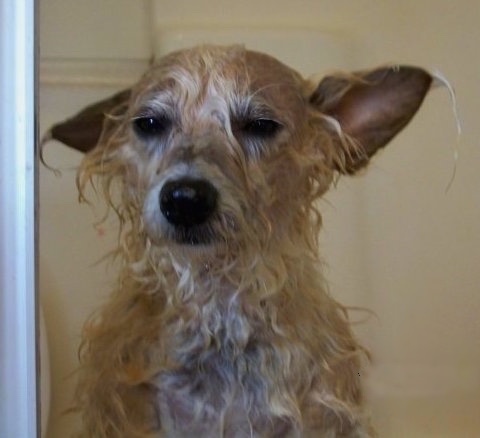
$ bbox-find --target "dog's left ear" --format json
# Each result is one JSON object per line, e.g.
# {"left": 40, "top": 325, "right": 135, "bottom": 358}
{"left": 310, "top": 66, "right": 432, "bottom": 173}
{"left": 45, "top": 88, "right": 131, "bottom": 153}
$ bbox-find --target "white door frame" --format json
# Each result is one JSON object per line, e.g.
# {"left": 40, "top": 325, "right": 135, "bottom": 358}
{"left": 0, "top": 0, "right": 38, "bottom": 436}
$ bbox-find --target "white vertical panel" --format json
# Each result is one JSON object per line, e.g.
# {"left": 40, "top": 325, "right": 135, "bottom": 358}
{"left": 0, "top": 0, "right": 37, "bottom": 437}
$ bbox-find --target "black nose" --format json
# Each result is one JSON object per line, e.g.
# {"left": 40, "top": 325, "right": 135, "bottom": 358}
{"left": 160, "top": 178, "right": 218, "bottom": 227}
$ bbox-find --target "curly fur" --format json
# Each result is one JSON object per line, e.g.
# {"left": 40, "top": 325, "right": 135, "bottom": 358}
{"left": 66, "top": 45, "right": 432, "bottom": 437}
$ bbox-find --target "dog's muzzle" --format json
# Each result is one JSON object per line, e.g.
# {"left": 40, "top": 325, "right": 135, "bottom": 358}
{"left": 160, "top": 178, "right": 218, "bottom": 229}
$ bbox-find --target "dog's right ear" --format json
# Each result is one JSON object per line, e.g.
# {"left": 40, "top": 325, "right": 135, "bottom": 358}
{"left": 46, "top": 88, "right": 132, "bottom": 153}
{"left": 310, "top": 66, "right": 433, "bottom": 173}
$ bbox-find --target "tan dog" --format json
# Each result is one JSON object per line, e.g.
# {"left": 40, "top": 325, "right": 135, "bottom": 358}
{"left": 48, "top": 45, "right": 433, "bottom": 437}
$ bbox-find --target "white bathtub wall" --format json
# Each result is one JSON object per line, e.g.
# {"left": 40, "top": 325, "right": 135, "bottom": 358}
{"left": 40, "top": 1, "right": 480, "bottom": 437}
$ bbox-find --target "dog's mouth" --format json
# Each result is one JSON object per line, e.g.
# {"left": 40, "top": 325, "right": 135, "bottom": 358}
{"left": 166, "top": 224, "right": 218, "bottom": 246}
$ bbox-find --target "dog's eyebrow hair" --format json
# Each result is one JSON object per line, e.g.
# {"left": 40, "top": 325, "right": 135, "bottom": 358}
{"left": 135, "top": 93, "right": 175, "bottom": 113}
{"left": 230, "top": 97, "right": 280, "bottom": 122}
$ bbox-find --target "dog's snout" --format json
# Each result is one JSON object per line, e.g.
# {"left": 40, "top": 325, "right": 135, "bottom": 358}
{"left": 160, "top": 178, "right": 218, "bottom": 227}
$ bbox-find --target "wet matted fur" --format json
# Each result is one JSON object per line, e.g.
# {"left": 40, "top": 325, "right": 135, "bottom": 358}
{"left": 46, "top": 45, "right": 434, "bottom": 437}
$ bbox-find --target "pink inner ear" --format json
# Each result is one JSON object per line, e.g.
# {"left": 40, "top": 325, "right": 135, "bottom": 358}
{"left": 316, "top": 66, "right": 432, "bottom": 172}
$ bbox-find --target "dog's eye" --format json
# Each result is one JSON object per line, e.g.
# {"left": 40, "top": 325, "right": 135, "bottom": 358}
{"left": 133, "top": 116, "right": 170, "bottom": 138}
{"left": 243, "top": 119, "right": 281, "bottom": 139}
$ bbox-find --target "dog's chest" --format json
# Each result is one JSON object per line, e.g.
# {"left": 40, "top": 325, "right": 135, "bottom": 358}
{"left": 154, "top": 297, "right": 295, "bottom": 437}
{"left": 156, "top": 362, "right": 294, "bottom": 437}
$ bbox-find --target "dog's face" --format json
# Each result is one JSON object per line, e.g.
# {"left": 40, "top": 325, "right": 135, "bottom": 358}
{"left": 49, "top": 45, "right": 432, "bottom": 257}
{"left": 130, "top": 46, "right": 316, "bottom": 249}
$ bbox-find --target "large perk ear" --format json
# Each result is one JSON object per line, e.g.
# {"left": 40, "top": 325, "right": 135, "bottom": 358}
{"left": 310, "top": 66, "right": 433, "bottom": 173}
{"left": 46, "top": 88, "right": 131, "bottom": 153}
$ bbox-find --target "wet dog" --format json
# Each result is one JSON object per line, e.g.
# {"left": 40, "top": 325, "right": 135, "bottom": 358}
{"left": 47, "top": 45, "right": 433, "bottom": 437}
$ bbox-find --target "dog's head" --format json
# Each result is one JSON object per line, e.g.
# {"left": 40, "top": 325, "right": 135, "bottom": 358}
{"left": 48, "top": 45, "right": 432, "bottom": 258}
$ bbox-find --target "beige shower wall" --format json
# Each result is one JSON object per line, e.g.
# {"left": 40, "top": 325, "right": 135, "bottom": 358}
{"left": 40, "top": 1, "right": 480, "bottom": 437}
